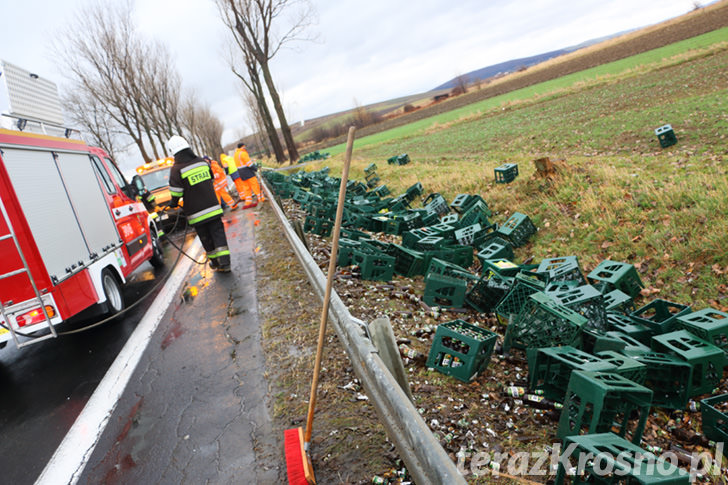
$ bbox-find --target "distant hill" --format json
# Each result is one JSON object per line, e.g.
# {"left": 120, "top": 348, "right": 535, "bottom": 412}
{"left": 433, "top": 32, "right": 630, "bottom": 91}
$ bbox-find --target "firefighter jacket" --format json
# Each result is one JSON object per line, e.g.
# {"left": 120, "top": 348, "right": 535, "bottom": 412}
{"left": 168, "top": 151, "right": 222, "bottom": 225}
{"left": 234, "top": 146, "right": 257, "bottom": 181}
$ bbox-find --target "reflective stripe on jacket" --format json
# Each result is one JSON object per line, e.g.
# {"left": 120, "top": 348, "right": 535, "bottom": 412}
{"left": 168, "top": 155, "right": 222, "bottom": 225}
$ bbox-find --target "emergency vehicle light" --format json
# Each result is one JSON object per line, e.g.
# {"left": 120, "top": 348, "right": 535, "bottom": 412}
{"left": 17, "top": 305, "right": 56, "bottom": 327}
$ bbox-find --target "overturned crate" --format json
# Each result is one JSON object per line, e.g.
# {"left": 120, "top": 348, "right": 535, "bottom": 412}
{"left": 557, "top": 370, "right": 653, "bottom": 444}
{"left": 503, "top": 292, "right": 587, "bottom": 351}
{"left": 587, "top": 260, "right": 644, "bottom": 298}
{"left": 496, "top": 212, "right": 536, "bottom": 247}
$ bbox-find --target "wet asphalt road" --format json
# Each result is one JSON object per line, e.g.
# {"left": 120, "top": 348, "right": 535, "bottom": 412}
{"left": 0, "top": 232, "right": 194, "bottom": 485}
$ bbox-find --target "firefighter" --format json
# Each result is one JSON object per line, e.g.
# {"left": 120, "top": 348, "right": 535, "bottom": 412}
{"left": 166, "top": 136, "right": 231, "bottom": 272}
{"left": 234, "top": 142, "right": 265, "bottom": 209}
{"left": 206, "top": 156, "right": 238, "bottom": 210}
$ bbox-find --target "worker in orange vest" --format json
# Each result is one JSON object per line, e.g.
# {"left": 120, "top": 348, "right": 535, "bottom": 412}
{"left": 233, "top": 142, "right": 265, "bottom": 209}
{"left": 205, "top": 156, "right": 238, "bottom": 210}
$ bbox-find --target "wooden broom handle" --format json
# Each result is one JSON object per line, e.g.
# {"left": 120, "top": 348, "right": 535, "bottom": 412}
{"left": 304, "top": 126, "right": 356, "bottom": 445}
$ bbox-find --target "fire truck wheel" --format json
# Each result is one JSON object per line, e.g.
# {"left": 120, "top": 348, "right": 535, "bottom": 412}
{"left": 149, "top": 228, "right": 165, "bottom": 268}
{"left": 102, "top": 269, "right": 125, "bottom": 316}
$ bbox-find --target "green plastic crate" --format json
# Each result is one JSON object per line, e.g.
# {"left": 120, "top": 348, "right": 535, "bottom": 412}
{"left": 700, "top": 393, "right": 728, "bottom": 443}
{"left": 651, "top": 330, "right": 726, "bottom": 396}
{"left": 537, "top": 256, "right": 586, "bottom": 284}
{"left": 558, "top": 371, "right": 653, "bottom": 444}
{"left": 495, "top": 272, "right": 546, "bottom": 325}
{"left": 403, "top": 182, "right": 423, "bottom": 202}
{"left": 554, "top": 433, "right": 689, "bottom": 485}
{"left": 465, "top": 270, "right": 512, "bottom": 313}
{"left": 595, "top": 350, "right": 648, "bottom": 385}
{"left": 337, "top": 238, "right": 361, "bottom": 267}
{"left": 603, "top": 289, "right": 635, "bottom": 314}
{"left": 426, "top": 320, "right": 498, "bottom": 382}
{"left": 655, "top": 124, "right": 678, "bottom": 148}
{"left": 426, "top": 258, "right": 477, "bottom": 282}
{"left": 453, "top": 223, "right": 481, "bottom": 246}
{"left": 606, "top": 312, "right": 652, "bottom": 343}
{"left": 303, "top": 215, "right": 333, "bottom": 237}
{"left": 593, "top": 330, "right": 651, "bottom": 354}
{"left": 476, "top": 237, "right": 514, "bottom": 263}
{"left": 415, "top": 235, "right": 447, "bottom": 251}
{"left": 351, "top": 250, "right": 395, "bottom": 281}
{"left": 622, "top": 350, "right": 693, "bottom": 410}
{"left": 630, "top": 299, "right": 692, "bottom": 335}
{"left": 423, "top": 273, "right": 468, "bottom": 308}
{"left": 422, "top": 245, "right": 474, "bottom": 270}
{"left": 423, "top": 193, "right": 450, "bottom": 216}
{"left": 450, "top": 194, "right": 488, "bottom": 215}
{"left": 503, "top": 292, "right": 587, "bottom": 351}
{"left": 401, "top": 227, "right": 434, "bottom": 248}
{"left": 390, "top": 245, "right": 425, "bottom": 277}
{"left": 428, "top": 222, "right": 457, "bottom": 239}
{"left": 588, "top": 260, "right": 645, "bottom": 299}
{"left": 457, "top": 200, "right": 492, "bottom": 228}
{"left": 481, "top": 259, "right": 521, "bottom": 278}
{"left": 496, "top": 212, "right": 535, "bottom": 247}
{"left": 550, "top": 284, "right": 608, "bottom": 333}
{"left": 494, "top": 163, "right": 519, "bottom": 184}
{"left": 675, "top": 308, "right": 728, "bottom": 354}
{"left": 527, "top": 346, "right": 617, "bottom": 402}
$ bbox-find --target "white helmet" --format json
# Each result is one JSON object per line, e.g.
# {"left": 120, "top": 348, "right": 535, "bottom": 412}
{"left": 166, "top": 135, "right": 190, "bottom": 155}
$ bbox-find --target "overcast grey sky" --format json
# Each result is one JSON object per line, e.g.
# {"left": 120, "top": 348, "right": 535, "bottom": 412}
{"left": 0, "top": 0, "right": 704, "bottom": 157}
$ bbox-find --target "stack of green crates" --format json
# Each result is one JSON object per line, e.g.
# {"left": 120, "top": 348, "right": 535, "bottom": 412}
{"left": 426, "top": 320, "right": 498, "bottom": 382}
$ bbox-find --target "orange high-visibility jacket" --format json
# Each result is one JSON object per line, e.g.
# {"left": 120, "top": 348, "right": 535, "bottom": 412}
{"left": 234, "top": 146, "right": 253, "bottom": 169}
{"left": 210, "top": 160, "right": 228, "bottom": 191}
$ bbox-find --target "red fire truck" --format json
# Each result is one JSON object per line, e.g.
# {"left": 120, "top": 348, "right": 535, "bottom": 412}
{"left": 0, "top": 129, "right": 165, "bottom": 349}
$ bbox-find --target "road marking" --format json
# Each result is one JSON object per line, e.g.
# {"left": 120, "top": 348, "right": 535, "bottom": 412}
{"left": 35, "top": 239, "right": 203, "bottom": 485}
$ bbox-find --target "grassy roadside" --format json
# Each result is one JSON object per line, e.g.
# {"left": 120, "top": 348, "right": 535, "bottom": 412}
{"left": 300, "top": 43, "right": 728, "bottom": 311}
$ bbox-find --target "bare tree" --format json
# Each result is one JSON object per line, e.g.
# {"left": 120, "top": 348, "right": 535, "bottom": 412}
{"left": 451, "top": 73, "right": 470, "bottom": 96}
{"left": 216, "top": 0, "right": 316, "bottom": 163}
{"left": 242, "top": 90, "right": 273, "bottom": 159}
{"left": 63, "top": 89, "right": 123, "bottom": 161}
{"left": 228, "top": 38, "right": 286, "bottom": 162}
{"left": 56, "top": 1, "right": 224, "bottom": 163}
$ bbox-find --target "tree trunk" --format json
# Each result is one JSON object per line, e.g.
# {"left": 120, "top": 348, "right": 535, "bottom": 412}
{"left": 259, "top": 61, "right": 298, "bottom": 163}
{"left": 250, "top": 67, "right": 285, "bottom": 162}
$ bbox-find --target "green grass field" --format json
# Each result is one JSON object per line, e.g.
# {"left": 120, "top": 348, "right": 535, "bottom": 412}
{"left": 298, "top": 28, "right": 728, "bottom": 310}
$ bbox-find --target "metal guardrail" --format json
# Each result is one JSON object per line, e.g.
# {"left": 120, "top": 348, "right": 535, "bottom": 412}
{"left": 261, "top": 178, "right": 466, "bottom": 485}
